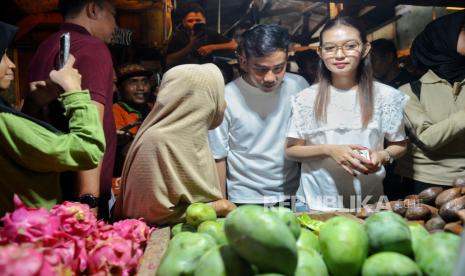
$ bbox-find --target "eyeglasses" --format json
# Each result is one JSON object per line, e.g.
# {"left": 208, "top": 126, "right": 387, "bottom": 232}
{"left": 319, "top": 40, "right": 362, "bottom": 55}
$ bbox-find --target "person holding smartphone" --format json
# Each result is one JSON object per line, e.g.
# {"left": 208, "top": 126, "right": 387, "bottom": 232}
{"left": 0, "top": 21, "right": 105, "bottom": 216}
{"left": 22, "top": 0, "right": 117, "bottom": 219}
{"left": 165, "top": 2, "right": 237, "bottom": 70}
{"left": 285, "top": 17, "right": 408, "bottom": 211}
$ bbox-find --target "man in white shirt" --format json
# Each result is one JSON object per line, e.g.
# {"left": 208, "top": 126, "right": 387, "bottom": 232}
{"left": 208, "top": 24, "right": 309, "bottom": 206}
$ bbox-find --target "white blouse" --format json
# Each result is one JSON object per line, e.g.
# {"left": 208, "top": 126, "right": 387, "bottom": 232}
{"left": 287, "top": 82, "right": 409, "bottom": 211}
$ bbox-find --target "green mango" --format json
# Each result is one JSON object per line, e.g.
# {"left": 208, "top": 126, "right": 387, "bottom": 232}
{"left": 415, "top": 232, "right": 460, "bottom": 276}
{"left": 216, "top": 217, "right": 226, "bottom": 226}
{"left": 186, "top": 202, "right": 217, "bottom": 227}
{"left": 319, "top": 216, "right": 368, "bottom": 276}
{"left": 270, "top": 207, "right": 301, "bottom": 239}
{"left": 296, "top": 228, "right": 320, "bottom": 253}
{"left": 171, "top": 222, "right": 196, "bottom": 237}
{"left": 365, "top": 211, "right": 412, "bottom": 256}
{"left": 408, "top": 223, "right": 429, "bottom": 256}
{"left": 295, "top": 248, "right": 328, "bottom": 276}
{"left": 194, "top": 245, "right": 253, "bottom": 276}
{"left": 197, "top": 220, "right": 228, "bottom": 245}
{"left": 157, "top": 232, "right": 216, "bottom": 276}
{"left": 224, "top": 205, "right": 298, "bottom": 275}
{"left": 362, "top": 252, "right": 422, "bottom": 276}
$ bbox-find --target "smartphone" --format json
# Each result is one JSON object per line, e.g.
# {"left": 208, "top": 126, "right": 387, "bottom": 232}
{"left": 193, "top": 23, "right": 206, "bottom": 37}
{"left": 58, "top": 32, "right": 70, "bottom": 69}
{"left": 357, "top": 149, "right": 370, "bottom": 161}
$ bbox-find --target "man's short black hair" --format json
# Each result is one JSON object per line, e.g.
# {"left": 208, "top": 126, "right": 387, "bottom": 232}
{"left": 59, "top": 0, "right": 108, "bottom": 18}
{"left": 371, "top": 39, "right": 398, "bottom": 56}
{"left": 178, "top": 2, "right": 206, "bottom": 20}
{"left": 238, "top": 24, "right": 290, "bottom": 58}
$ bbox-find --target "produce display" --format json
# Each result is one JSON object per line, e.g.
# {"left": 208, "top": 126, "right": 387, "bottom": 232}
{"left": 2, "top": 184, "right": 463, "bottom": 276}
{"left": 357, "top": 177, "right": 465, "bottom": 235}
{"left": 156, "top": 203, "right": 461, "bottom": 276}
{"left": 0, "top": 195, "right": 153, "bottom": 276}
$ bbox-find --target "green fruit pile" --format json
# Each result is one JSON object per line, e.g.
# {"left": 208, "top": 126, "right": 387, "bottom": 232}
{"left": 157, "top": 204, "right": 460, "bottom": 276}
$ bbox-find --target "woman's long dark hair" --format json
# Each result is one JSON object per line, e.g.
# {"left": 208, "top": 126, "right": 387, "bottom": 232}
{"left": 314, "top": 17, "right": 374, "bottom": 128}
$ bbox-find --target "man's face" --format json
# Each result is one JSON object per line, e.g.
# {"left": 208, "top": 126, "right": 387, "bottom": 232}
{"left": 241, "top": 50, "right": 288, "bottom": 92}
{"left": 0, "top": 52, "right": 15, "bottom": 90}
{"left": 93, "top": 1, "right": 117, "bottom": 43}
{"left": 370, "top": 49, "right": 392, "bottom": 79}
{"left": 182, "top": 12, "right": 206, "bottom": 31}
{"left": 121, "top": 76, "right": 150, "bottom": 105}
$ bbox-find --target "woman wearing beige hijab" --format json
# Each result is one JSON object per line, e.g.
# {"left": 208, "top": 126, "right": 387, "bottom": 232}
{"left": 113, "top": 63, "right": 235, "bottom": 225}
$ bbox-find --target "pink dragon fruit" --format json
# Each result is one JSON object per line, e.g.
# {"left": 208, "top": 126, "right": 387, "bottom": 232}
{"left": 87, "top": 236, "right": 143, "bottom": 276}
{"left": 0, "top": 230, "right": 6, "bottom": 245}
{"left": 43, "top": 237, "right": 88, "bottom": 273}
{"left": 50, "top": 201, "right": 97, "bottom": 238}
{"left": 86, "top": 221, "right": 115, "bottom": 252}
{"left": 0, "top": 195, "right": 60, "bottom": 244}
{"left": 0, "top": 243, "right": 57, "bottom": 276}
{"left": 0, "top": 198, "right": 152, "bottom": 275}
{"left": 112, "top": 219, "right": 151, "bottom": 245}
{"left": 94, "top": 220, "right": 114, "bottom": 240}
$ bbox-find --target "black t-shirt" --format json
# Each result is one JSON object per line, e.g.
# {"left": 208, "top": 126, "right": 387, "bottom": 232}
{"left": 166, "top": 26, "right": 233, "bottom": 68}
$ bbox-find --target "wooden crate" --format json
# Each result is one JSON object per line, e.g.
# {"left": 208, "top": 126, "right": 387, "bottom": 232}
{"left": 137, "top": 227, "right": 170, "bottom": 276}
{"left": 305, "top": 211, "right": 363, "bottom": 223}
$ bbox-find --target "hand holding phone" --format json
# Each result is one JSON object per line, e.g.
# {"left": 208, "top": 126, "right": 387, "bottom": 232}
{"left": 58, "top": 32, "right": 70, "bottom": 69}
{"left": 193, "top": 23, "right": 206, "bottom": 37}
{"left": 356, "top": 149, "right": 371, "bottom": 161}
{"left": 50, "top": 54, "right": 82, "bottom": 93}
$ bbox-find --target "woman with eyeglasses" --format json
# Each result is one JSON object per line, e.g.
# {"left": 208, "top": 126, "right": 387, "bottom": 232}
{"left": 285, "top": 17, "right": 408, "bottom": 211}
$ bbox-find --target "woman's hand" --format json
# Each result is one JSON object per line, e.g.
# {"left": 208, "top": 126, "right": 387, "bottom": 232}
{"left": 327, "top": 144, "right": 372, "bottom": 176}
{"left": 49, "top": 54, "right": 82, "bottom": 92}
{"left": 28, "top": 80, "right": 61, "bottom": 106}
{"left": 364, "top": 150, "right": 389, "bottom": 173}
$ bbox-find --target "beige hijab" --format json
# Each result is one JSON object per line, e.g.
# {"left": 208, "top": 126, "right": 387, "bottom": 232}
{"left": 113, "top": 63, "right": 225, "bottom": 225}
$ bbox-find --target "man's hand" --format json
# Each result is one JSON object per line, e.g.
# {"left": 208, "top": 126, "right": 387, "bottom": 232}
{"left": 186, "top": 34, "right": 202, "bottom": 51}
{"left": 197, "top": 44, "right": 215, "bottom": 56}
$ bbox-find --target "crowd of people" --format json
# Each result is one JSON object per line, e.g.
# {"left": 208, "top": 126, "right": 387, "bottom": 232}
{"left": 1, "top": 0, "right": 464, "bottom": 225}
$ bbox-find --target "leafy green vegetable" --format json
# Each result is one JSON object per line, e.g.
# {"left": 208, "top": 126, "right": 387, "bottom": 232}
{"left": 297, "top": 213, "right": 325, "bottom": 235}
